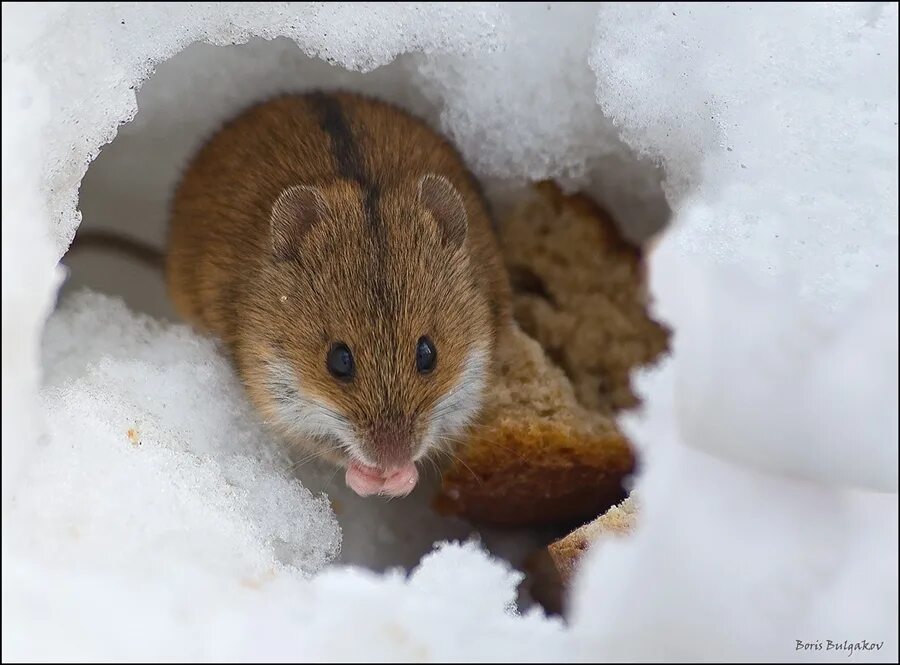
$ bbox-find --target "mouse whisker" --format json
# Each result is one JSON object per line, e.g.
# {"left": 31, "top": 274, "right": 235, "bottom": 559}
{"left": 429, "top": 446, "right": 481, "bottom": 484}
{"left": 325, "top": 463, "right": 344, "bottom": 487}
{"left": 285, "top": 444, "right": 344, "bottom": 472}
{"left": 424, "top": 455, "right": 445, "bottom": 484}
{"left": 434, "top": 431, "right": 526, "bottom": 463}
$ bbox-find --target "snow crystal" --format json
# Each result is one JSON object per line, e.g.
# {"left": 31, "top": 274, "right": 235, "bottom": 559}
{"left": 591, "top": 2, "right": 899, "bottom": 310}
{"left": 21, "top": 290, "right": 340, "bottom": 578}
{"left": 3, "top": 1, "right": 897, "bottom": 662}
{"left": 3, "top": 541, "right": 565, "bottom": 662}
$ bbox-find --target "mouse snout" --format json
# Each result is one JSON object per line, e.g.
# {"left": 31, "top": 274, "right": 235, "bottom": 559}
{"left": 344, "top": 419, "right": 424, "bottom": 497}
{"left": 364, "top": 419, "right": 416, "bottom": 470}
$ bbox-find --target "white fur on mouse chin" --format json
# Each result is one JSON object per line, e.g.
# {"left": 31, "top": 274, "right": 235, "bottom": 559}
{"left": 262, "top": 344, "right": 490, "bottom": 471}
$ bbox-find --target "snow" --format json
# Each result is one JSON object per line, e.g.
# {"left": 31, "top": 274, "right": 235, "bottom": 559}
{"left": 2, "top": 2, "right": 897, "bottom": 662}
{"left": 4, "top": 540, "right": 566, "bottom": 662}
{"left": 573, "top": 356, "right": 898, "bottom": 661}
{"left": 35, "top": 291, "right": 341, "bottom": 576}
{"left": 657, "top": 249, "right": 899, "bottom": 489}
{"left": 591, "top": 3, "right": 898, "bottom": 310}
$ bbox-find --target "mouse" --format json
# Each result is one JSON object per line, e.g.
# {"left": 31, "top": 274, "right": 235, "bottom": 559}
{"left": 72, "top": 91, "right": 512, "bottom": 498}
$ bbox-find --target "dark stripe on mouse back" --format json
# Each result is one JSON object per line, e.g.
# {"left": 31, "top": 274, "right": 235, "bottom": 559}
{"left": 308, "top": 93, "right": 392, "bottom": 313}
{"left": 309, "top": 93, "right": 386, "bottom": 240}
{"left": 308, "top": 92, "right": 365, "bottom": 183}
{"left": 363, "top": 182, "right": 394, "bottom": 315}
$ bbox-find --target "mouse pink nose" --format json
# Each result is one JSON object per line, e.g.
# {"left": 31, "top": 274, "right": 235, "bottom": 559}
{"left": 345, "top": 461, "right": 419, "bottom": 498}
{"left": 366, "top": 420, "right": 415, "bottom": 469}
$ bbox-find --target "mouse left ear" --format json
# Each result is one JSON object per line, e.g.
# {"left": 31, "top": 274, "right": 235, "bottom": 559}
{"left": 417, "top": 174, "right": 468, "bottom": 250}
{"left": 270, "top": 185, "right": 327, "bottom": 262}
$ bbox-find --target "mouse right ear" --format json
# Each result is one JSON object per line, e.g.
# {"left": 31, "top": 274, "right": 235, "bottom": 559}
{"left": 270, "top": 185, "right": 327, "bottom": 262}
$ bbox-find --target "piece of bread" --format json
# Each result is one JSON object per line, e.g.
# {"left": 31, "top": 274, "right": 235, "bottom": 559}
{"left": 434, "top": 321, "right": 635, "bottom": 524}
{"left": 548, "top": 495, "right": 638, "bottom": 584}
{"left": 434, "top": 183, "right": 668, "bottom": 526}
{"left": 503, "top": 182, "right": 669, "bottom": 415}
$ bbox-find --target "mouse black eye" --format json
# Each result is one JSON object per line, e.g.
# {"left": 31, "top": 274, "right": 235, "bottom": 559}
{"left": 416, "top": 336, "right": 437, "bottom": 375}
{"left": 327, "top": 343, "right": 355, "bottom": 381}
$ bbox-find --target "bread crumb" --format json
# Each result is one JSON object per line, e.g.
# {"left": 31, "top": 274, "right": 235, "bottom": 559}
{"left": 548, "top": 495, "right": 638, "bottom": 583}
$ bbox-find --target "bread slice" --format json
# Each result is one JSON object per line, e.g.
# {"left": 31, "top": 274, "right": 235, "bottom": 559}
{"left": 503, "top": 182, "right": 669, "bottom": 415}
{"left": 548, "top": 495, "right": 638, "bottom": 583}
{"left": 434, "top": 322, "right": 634, "bottom": 525}
{"left": 434, "top": 183, "right": 668, "bottom": 526}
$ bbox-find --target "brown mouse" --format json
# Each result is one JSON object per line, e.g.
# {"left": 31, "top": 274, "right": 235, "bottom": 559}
{"left": 161, "top": 91, "right": 511, "bottom": 497}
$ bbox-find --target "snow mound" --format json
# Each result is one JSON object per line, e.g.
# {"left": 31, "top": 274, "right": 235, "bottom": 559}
{"left": 19, "top": 290, "right": 340, "bottom": 579}
{"left": 592, "top": 3, "right": 898, "bottom": 311}
{"left": 4, "top": 541, "right": 565, "bottom": 662}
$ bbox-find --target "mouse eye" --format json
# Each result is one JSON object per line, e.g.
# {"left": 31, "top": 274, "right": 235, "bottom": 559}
{"left": 416, "top": 336, "right": 437, "bottom": 375}
{"left": 327, "top": 343, "right": 355, "bottom": 382}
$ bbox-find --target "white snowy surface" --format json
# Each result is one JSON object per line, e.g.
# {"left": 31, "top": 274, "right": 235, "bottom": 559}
{"left": 2, "top": 2, "right": 897, "bottom": 662}
{"left": 34, "top": 291, "right": 341, "bottom": 577}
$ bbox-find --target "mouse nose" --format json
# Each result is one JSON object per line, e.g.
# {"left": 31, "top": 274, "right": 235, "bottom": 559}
{"left": 366, "top": 419, "right": 415, "bottom": 470}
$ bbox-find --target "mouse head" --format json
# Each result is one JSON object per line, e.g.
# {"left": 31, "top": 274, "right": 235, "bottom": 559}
{"left": 245, "top": 173, "right": 494, "bottom": 497}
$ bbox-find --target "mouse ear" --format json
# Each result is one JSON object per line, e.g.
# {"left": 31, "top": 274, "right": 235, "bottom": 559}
{"left": 270, "top": 185, "right": 327, "bottom": 262}
{"left": 417, "top": 174, "right": 468, "bottom": 250}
